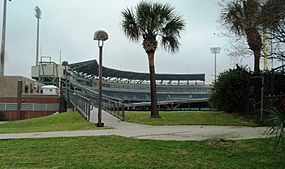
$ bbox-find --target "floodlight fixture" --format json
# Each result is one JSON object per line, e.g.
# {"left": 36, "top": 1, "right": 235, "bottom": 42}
{"left": 35, "top": 6, "right": 41, "bottom": 19}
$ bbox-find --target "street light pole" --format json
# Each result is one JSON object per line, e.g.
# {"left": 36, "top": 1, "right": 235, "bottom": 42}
{"left": 97, "top": 44, "right": 103, "bottom": 127}
{"left": 35, "top": 6, "right": 41, "bottom": 66}
{"left": 94, "top": 30, "right": 108, "bottom": 127}
{"left": 0, "top": 0, "right": 11, "bottom": 76}
{"left": 210, "top": 47, "right": 221, "bottom": 83}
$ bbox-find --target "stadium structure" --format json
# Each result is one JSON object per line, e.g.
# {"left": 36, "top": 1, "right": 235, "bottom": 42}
{"left": 68, "top": 60, "right": 212, "bottom": 109}
{"left": 69, "top": 60, "right": 210, "bottom": 99}
{"left": 30, "top": 58, "right": 212, "bottom": 120}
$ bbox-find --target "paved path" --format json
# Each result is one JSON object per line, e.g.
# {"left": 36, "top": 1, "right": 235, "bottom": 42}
{"left": 0, "top": 110, "right": 268, "bottom": 141}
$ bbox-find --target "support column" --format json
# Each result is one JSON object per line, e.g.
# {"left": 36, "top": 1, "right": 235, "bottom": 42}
{"left": 17, "top": 81, "right": 23, "bottom": 120}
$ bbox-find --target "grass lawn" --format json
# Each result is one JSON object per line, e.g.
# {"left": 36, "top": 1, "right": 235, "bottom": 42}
{"left": 0, "top": 136, "right": 283, "bottom": 169}
{"left": 0, "top": 112, "right": 106, "bottom": 134}
{"left": 125, "top": 111, "right": 257, "bottom": 126}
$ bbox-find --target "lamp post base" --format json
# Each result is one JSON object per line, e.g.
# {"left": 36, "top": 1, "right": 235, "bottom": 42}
{"left": 95, "top": 123, "right": 104, "bottom": 127}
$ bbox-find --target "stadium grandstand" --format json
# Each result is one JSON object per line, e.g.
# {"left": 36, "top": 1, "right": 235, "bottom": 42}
{"left": 68, "top": 60, "right": 212, "bottom": 104}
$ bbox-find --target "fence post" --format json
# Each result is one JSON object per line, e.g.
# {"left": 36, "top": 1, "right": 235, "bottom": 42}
{"left": 112, "top": 102, "right": 115, "bottom": 115}
{"left": 260, "top": 76, "right": 264, "bottom": 123}
{"left": 122, "top": 103, "right": 125, "bottom": 121}
{"left": 17, "top": 81, "right": 23, "bottom": 120}
{"left": 108, "top": 100, "right": 110, "bottom": 111}
{"left": 88, "top": 103, "right": 91, "bottom": 121}
{"left": 117, "top": 103, "right": 119, "bottom": 117}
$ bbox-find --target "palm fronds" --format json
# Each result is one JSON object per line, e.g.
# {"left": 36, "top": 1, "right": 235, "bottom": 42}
{"left": 121, "top": 1, "right": 185, "bottom": 53}
{"left": 265, "top": 106, "right": 285, "bottom": 151}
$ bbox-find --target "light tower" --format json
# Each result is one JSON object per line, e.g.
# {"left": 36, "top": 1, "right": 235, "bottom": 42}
{"left": 35, "top": 6, "right": 41, "bottom": 66}
{"left": 0, "top": 0, "right": 12, "bottom": 76}
{"left": 210, "top": 47, "right": 221, "bottom": 83}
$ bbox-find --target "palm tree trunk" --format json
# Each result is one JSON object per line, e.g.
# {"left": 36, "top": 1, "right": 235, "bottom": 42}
{"left": 147, "top": 52, "right": 160, "bottom": 118}
{"left": 254, "top": 52, "right": 260, "bottom": 74}
{"left": 245, "top": 28, "right": 262, "bottom": 74}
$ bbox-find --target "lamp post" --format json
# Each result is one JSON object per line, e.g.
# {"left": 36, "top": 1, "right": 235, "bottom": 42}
{"left": 0, "top": 0, "right": 11, "bottom": 76}
{"left": 210, "top": 47, "right": 221, "bottom": 83}
{"left": 94, "top": 30, "right": 108, "bottom": 127}
{"left": 35, "top": 6, "right": 41, "bottom": 66}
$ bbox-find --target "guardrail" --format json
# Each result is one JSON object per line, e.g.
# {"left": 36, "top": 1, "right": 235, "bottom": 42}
{"left": 0, "top": 103, "right": 59, "bottom": 111}
{"left": 68, "top": 92, "right": 91, "bottom": 120}
{"left": 63, "top": 80, "right": 126, "bottom": 121}
{"left": 94, "top": 96, "right": 125, "bottom": 121}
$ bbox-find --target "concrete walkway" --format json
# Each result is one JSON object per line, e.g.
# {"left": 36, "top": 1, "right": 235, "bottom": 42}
{"left": 0, "top": 110, "right": 268, "bottom": 141}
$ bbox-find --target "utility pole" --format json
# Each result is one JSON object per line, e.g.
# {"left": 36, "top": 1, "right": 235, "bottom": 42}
{"left": 0, "top": 0, "right": 11, "bottom": 76}
{"left": 35, "top": 6, "right": 41, "bottom": 66}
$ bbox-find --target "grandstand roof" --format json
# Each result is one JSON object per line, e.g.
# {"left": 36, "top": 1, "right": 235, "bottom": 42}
{"left": 69, "top": 60, "right": 205, "bottom": 81}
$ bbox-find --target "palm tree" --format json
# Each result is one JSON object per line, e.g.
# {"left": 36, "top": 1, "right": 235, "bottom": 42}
{"left": 221, "top": 0, "right": 262, "bottom": 74}
{"left": 222, "top": 0, "right": 285, "bottom": 74}
{"left": 121, "top": 1, "right": 185, "bottom": 118}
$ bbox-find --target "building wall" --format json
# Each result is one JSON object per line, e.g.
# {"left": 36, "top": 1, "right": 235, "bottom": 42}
{"left": 0, "top": 95, "right": 60, "bottom": 121}
{"left": 0, "top": 76, "right": 37, "bottom": 97}
{"left": 2, "top": 111, "right": 54, "bottom": 121}
{"left": 31, "top": 64, "right": 62, "bottom": 78}
{"left": 0, "top": 95, "right": 59, "bottom": 103}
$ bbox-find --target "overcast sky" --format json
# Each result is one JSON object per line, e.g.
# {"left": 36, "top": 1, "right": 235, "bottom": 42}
{"left": 1, "top": 0, "right": 255, "bottom": 84}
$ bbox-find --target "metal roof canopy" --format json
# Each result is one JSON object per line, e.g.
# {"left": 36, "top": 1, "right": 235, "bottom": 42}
{"left": 70, "top": 60, "right": 205, "bottom": 81}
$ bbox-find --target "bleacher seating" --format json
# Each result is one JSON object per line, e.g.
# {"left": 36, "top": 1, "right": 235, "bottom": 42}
{"left": 103, "top": 90, "right": 209, "bottom": 102}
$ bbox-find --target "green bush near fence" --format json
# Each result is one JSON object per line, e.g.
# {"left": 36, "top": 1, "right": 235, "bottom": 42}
{"left": 210, "top": 65, "right": 251, "bottom": 114}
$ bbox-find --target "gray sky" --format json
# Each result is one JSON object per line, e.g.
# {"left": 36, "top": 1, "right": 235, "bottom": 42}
{"left": 1, "top": 0, "right": 253, "bottom": 84}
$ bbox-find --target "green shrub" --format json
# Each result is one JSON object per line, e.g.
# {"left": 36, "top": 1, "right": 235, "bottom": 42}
{"left": 210, "top": 65, "right": 251, "bottom": 114}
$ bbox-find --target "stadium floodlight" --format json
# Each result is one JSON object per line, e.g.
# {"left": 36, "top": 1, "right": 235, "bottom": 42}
{"left": 94, "top": 30, "right": 108, "bottom": 127}
{"left": 35, "top": 6, "right": 42, "bottom": 66}
{"left": 0, "top": 0, "right": 12, "bottom": 76}
{"left": 210, "top": 47, "right": 221, "bottom": 83}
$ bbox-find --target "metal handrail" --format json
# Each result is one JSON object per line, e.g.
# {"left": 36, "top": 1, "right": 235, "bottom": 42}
{"left": 64, "top": 90, "right": 125, "bottom": 121}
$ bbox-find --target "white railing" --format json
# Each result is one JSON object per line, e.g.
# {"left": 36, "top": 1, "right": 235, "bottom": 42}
{"left": 0, "top": 103, "right": 59, "bottom": 111}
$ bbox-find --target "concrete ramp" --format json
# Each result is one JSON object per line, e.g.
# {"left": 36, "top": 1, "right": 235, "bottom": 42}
{"left": 89, "top": 108, "right": 122, "bottom": 127}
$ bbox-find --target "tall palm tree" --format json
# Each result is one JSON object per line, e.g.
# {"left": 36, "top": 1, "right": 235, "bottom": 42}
{"left": 221, "top": 0, "right": 262, "bottom": 74}
{"left": 121, "top": 1, "right": 185, "bottom": 118}
{"left": 222, "top": 0, "right": 285, "bottom": 73}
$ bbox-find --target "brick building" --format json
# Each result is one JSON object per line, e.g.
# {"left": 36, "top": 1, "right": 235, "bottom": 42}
{"left": 0, "top": 76, "right": 37, "bottom": 97}
{"left": 0, "top": 76, "right": 60, "bottom": 121}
